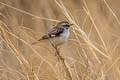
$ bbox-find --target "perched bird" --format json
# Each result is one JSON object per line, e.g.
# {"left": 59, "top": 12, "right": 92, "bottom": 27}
{"left": 32, "top": 21, "right": 73, "bottom": 46}
{"left": 32, "top": 21, "right": 73, "bottom": 57}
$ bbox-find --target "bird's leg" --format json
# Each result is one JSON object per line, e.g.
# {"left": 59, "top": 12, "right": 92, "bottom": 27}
{"left": 50, "top": 42, "right": 64, "bottom": 60}
{"left": 54, "top": 47, "right": 64, "bottom": 60}
{"left": 54, "top": 47, "right": 60, "bottom": 57}
{"left": 50, "top": 42, "right": 57, "bottom": 56}
{"left": 50, "top": 43, "right": 64, "bottom": 60}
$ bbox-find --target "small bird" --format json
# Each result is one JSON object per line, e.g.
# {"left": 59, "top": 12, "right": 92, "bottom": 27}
{"left": 32, "top": 21, "right": 73, "bottom": 46}
{"left": 32, "top": 21, "right": 73, "bottom": 57}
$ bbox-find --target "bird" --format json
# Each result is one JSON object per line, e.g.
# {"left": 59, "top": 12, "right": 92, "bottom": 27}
{"left": 32, "top": 21, "right": 73, "bottom": 57}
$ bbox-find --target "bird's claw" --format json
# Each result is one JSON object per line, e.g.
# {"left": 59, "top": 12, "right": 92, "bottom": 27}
{"left": 54, "top": 52, "right": 64, "bottom": 61}
{"left": 58, "top": 55, "right": 64, "bottom": 61}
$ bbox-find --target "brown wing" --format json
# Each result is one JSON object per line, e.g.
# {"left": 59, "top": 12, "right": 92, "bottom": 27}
{"left": 41, "top": 27, "right": 64, "bottom": 40}
{"left": 32, "top": 35, "right": 49, "bottom": 45}
{"left": 47, "top": 26, "right": 64, "bottom": 38}
{"left": 35, "top": 27, "right": 62, "bottom": 41}
{"left": 32, "top": 26, "right": 64, "bottom": 45}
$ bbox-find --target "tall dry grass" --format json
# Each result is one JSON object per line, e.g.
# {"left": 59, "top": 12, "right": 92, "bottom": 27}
{"left": 0, "top": 0, "right": 120, "bottom": 80}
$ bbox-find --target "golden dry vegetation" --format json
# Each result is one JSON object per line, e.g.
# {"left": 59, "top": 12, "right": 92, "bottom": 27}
{"left": 0, "top": 0, "right": 120, "bottom": 80}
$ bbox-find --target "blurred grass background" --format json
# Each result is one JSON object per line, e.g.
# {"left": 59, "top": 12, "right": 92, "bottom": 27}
{"left": 0, "top": 0, "right": 120, "bottom": 80}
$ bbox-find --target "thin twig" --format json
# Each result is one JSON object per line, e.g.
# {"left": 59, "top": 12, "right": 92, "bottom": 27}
{"left": 50, "top": 42, "right": 72, "bottom": 80}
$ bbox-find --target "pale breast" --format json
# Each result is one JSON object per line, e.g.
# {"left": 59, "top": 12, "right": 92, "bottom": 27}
{"left": 50, "top": 29, "right": 70, "bottom": 47}
{"left": 60, "top": 29, "right": 70, "bottom": 39}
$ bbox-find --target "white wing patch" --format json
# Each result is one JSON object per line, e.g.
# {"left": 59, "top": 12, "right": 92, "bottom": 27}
{"left": 51, "top": 34, "right": 56, "bottom": 37}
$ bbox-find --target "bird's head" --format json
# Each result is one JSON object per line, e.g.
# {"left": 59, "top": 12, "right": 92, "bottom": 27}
{"left": 57, "top": 21, "right": 74, "bottom": 29}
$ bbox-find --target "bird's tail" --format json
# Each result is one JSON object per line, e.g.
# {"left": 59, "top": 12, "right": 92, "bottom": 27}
{"left": 32, "top": 35, "right": 49, "bottom": 45}
{"left": 32, "top": 38, "right": 42, "bottom": 45}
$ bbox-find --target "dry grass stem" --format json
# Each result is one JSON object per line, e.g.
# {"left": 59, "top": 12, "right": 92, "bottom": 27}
{"left": 0, "top": 0, "right": 120, "bottom": 80}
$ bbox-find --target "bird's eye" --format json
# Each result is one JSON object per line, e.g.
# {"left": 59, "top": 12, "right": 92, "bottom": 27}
{"left": 65, "top": 24, "right": 69, "bottom": 26}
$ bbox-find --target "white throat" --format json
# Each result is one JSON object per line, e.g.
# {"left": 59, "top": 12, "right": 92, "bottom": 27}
{"left": 50, "top": 28, "right": 70, "bottom": 47}
{"left": 60, "top": 28, "right": 70, "bottom": 39}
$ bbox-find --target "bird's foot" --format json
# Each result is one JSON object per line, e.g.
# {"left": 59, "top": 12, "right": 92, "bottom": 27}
{"left": 57, "top": 55, "right": 64, "bottom": 61}
{"left": 54, "top": 52, "right": 64, "bottom": 61}
{"left": 59, "top": 56, "right": 64, "bottom": 61}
